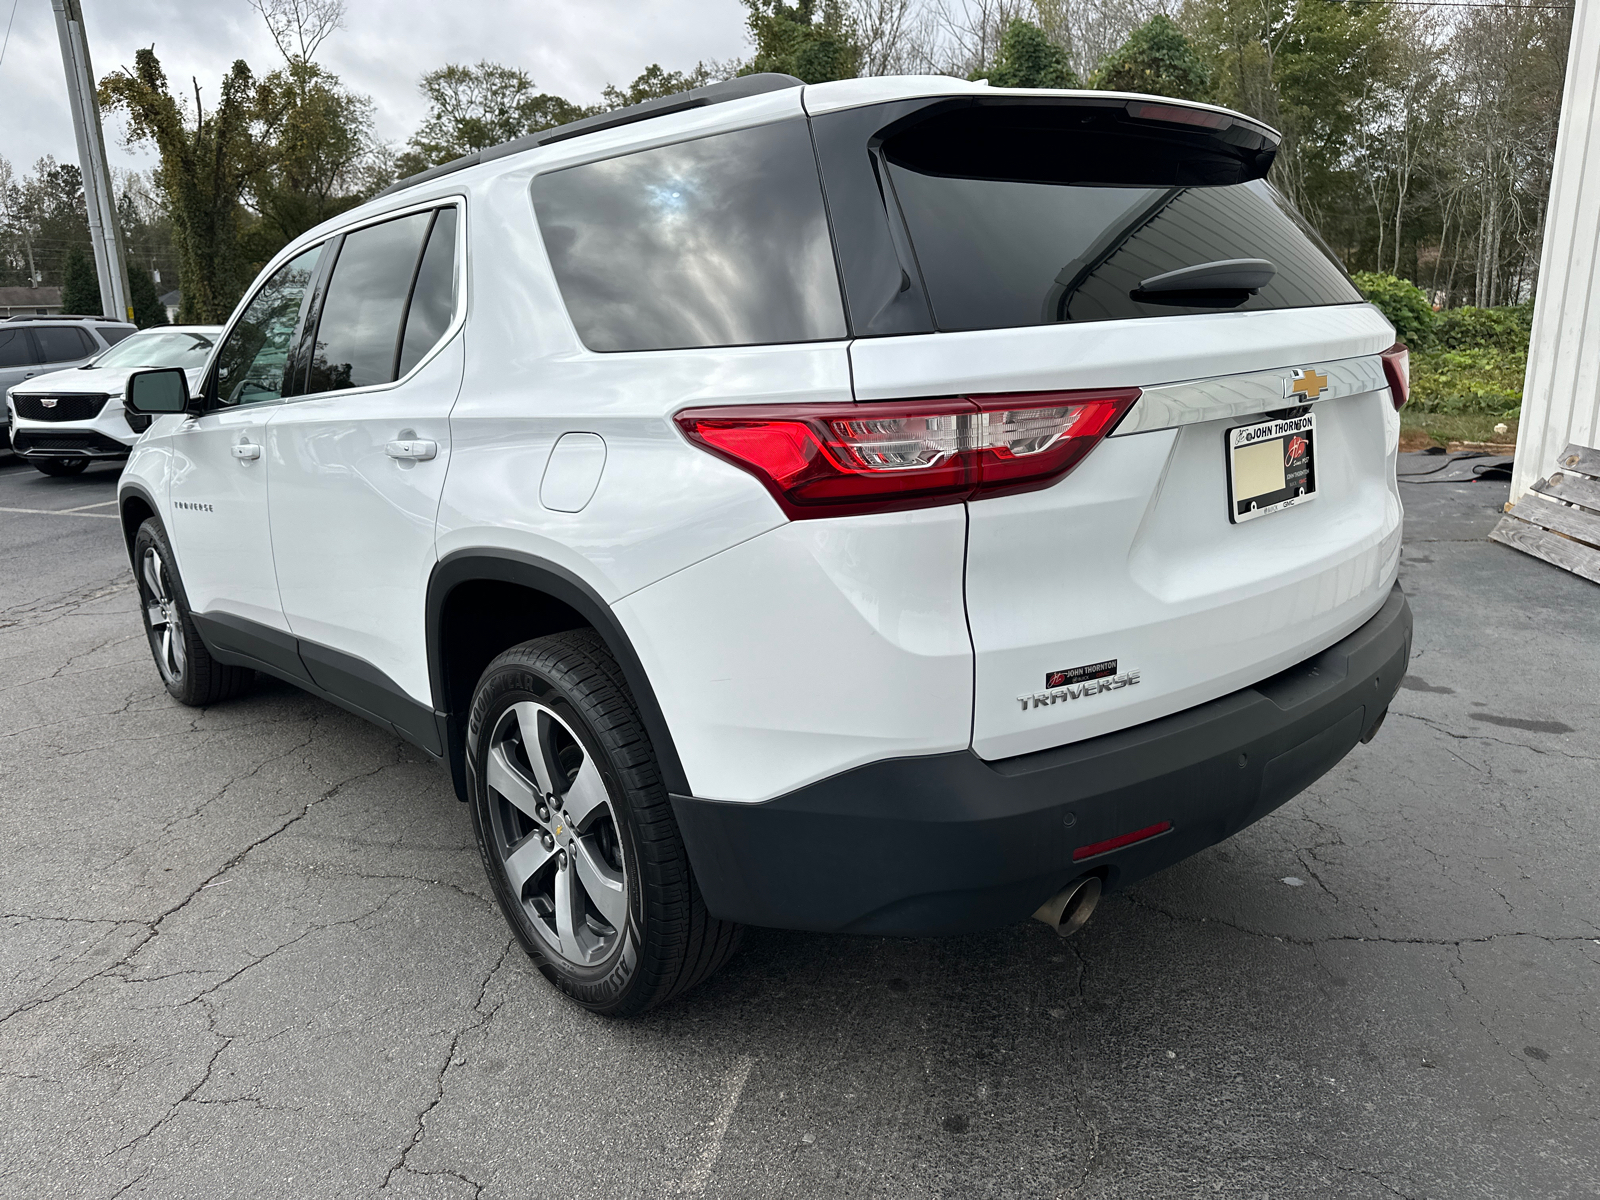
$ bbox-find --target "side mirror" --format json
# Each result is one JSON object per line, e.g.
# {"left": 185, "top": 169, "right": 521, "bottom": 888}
{"left": 125, "top": 367, "right": 192, "bottom": 415}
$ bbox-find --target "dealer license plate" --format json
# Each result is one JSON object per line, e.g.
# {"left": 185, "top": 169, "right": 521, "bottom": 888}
{"left": 1227, "top": 414, "right": 1316, "bottom": 523}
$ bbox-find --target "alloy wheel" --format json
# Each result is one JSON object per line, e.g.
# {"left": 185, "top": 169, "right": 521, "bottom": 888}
{"left": 484, "top": 701, "right": 628, "bottom": 967}
{"left": 140, "top": 546, "right": 186, "bottom": 684}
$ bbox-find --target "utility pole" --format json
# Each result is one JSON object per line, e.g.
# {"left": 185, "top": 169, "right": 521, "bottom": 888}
{"left": 52, "top": 0, "right": 133, "bottom": 323}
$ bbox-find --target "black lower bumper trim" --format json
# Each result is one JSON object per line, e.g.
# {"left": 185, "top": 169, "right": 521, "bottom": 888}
{"left": 671, "top": 583, "right": 1412, "bottom": 935}
{"left": 12, "top": 430, "right": 130, "bottom": 458}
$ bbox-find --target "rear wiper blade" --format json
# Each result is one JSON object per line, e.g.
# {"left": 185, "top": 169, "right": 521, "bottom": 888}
{"left": 1136, "top": 258, "right": 1275, "bottom": 294}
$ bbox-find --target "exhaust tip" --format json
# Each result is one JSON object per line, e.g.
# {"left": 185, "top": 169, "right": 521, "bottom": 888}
{"left": 1033, "top": 876, "right": 1102, "bottom": 938}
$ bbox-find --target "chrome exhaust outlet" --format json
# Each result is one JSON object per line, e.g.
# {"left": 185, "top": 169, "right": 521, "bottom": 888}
{"left": 1032, "top": 876, "right": 1102, "bottom": 937}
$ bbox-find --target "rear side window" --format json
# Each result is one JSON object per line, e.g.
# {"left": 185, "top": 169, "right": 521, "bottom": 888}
{"left": 397, "top": 207, "right": 459, "bottom": 377}
{"left": 0, "top": 328, "right": 39, "bottom": 367}
{"left": 99, "top": 325, "right": 135, "bottom": 346}
{"left": 306, "top": 211, "right": 433, "bottom": 393}
{"left": 882, "top": 105, "right": 1358, "bottom": 331}
{"left": 533, "top": 118, "right": 847, "bottom": 352}
{"left": 34, "top": 326, "right": 94, "bottom": 362}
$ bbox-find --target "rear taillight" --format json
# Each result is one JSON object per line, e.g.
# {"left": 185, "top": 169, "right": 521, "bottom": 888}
{"left": 676, "top": 389, "right": 1140, "bottom": 519}
{"left": 1380, "top": 343, "right": 1409, "bottom": 410}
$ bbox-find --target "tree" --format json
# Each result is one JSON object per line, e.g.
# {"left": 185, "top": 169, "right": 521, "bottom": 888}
{"left": 99, "top": 50, "right": 261, "bottom": 322}
{"left": 247, "top": 60, "right": 384, "bottom": 261}
{"left": 127, "top": 262, "right": 169, "bottom": 328}
{"left": 397, "top": 62, "right": 588, "bottom": 175}
{"left": 248, "top": 0, "right": 346, "bottom": 66}
{"left": 61, "top": 244, "right": 100, "bottom": 315}
{"left": 984, "top": 17, "right": 1079, "bottom": 87}
{"left": 1090, "top": 14, "right": 1209, "bottom": 100}
{"left": 600, "top": 63, "right": 719, "bottom": 110}
{"left": 744, "top": 0, "right": 861, "bottom": 83}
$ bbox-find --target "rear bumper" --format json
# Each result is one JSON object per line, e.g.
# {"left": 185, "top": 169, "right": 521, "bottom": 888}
{"left": 672, "top": 582, "right": 1411, "bottom": 935}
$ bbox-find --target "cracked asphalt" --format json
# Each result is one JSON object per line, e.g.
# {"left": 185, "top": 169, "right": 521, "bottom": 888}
{"left": 1, "top": 450, "right": 1596, "bottom": 1199}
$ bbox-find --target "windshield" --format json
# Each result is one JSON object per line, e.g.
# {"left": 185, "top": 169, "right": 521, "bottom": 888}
{"left": 89, "top": 330, "right": 216, "bottom": 371}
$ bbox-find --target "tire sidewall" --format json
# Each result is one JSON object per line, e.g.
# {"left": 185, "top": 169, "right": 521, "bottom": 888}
{"left": 467, "top": 659, "right": 648, "bottom": 1013}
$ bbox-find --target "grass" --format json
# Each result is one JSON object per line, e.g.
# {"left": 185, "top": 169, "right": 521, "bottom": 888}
{"left": 1399, "top": 410, "right": 1517, "bottom": 450}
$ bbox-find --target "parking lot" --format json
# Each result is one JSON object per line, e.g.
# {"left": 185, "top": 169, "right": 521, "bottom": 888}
{"left": 1, "top": 450, "right": 1596, "bottom": 1199}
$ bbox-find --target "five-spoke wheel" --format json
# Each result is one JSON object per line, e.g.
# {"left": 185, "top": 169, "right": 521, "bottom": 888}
{"left": 484, "top": 700, "right": 629, "bottom": 966}
{"left": 467, "top": 630, "right": 743, "bottom": 1015}
{"left": 141, "top": 545, "right": 187, "bottom": 685}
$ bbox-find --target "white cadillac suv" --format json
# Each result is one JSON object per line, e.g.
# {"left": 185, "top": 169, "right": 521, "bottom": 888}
{"left": 117, "top": 74, "right": 1412, "bottom": 1016}
{"left": 8, "top": 325, "right": 221, "bottom": 476}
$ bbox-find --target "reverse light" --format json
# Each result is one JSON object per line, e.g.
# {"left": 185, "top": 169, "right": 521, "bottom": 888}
{"left": 1380, "top": 343, "right": 1409, "bottom": 410}
{"left": 676, "top": 389, "right": 1140, "bottom": 519}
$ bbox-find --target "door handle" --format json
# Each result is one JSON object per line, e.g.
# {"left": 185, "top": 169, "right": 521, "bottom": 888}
{"left": 385, "top": 439, "right": 437, "bottom": 462}
{"left": 231, "top": 442, "right": 262, "bottom": 461}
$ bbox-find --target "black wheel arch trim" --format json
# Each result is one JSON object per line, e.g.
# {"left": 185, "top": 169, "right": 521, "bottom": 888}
{"left": 426, "top": 548, "right": 692, "bottom": 803}
{"left": 118, "top": 482, "right": 162, "bottom": 562}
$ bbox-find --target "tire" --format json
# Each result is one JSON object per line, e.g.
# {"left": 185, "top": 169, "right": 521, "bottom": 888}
{"left": 132, "top": 518, "right": 254, "bottom": 706}
{"left": 467, "top": 630, "right": 742, "bottom": 1017}
{"left": 32, "top": 457, "right": 89, "bottom": 477}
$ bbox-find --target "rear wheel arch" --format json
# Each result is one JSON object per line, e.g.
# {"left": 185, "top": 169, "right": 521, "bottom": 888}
{"left": 426, "top": 550, "right": 691, "bottom": 802}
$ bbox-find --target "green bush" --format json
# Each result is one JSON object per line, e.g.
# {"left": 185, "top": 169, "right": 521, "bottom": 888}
{"left": 1350, "top": 272, "right": 1436, "bottom": 348}
{"left": 1434, "top": 302, "right": 1533, "bottom": 353}
{"left": 1409, "top": 347, "right": 1525, "bottom": 417}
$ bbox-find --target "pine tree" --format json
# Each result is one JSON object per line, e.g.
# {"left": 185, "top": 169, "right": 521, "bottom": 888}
{"left": 127, "top": 265, "right": 169, "bottom": 328}
{"left": 60, "top": 244, "right": 101, "bottom": 316}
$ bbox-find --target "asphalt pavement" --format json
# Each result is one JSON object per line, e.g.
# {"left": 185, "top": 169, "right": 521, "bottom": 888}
{"left": 1, "top": 450, "right": 1596, "bottom": 1199}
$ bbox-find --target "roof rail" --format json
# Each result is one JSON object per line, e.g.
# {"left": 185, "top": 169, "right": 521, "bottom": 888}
{"left": 5, "top": 313, "right": 126, "bottom": 322}
{"left": 375, "top": 73, "right": 805, "bottom": 200}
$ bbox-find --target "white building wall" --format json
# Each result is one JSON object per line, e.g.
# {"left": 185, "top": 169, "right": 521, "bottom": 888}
{"left": 1514, "top": 0, "right": 1600, "bottom": 501}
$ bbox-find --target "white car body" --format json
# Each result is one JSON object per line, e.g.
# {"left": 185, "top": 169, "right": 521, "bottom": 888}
{"left": 117, "top": 76, "right": 1411, "bottom": 940}
{"left": 8, "top": 326, "right": 221, "bottom": 465}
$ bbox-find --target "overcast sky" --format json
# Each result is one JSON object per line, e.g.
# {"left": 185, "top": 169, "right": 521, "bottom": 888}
{"left": 0, "top": 0, "right": 751, "bottom": 176}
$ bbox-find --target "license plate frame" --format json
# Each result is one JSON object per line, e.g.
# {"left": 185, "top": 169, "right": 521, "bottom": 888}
{"left": 1226, "top": 413, "right": 1317, "bottom": 524}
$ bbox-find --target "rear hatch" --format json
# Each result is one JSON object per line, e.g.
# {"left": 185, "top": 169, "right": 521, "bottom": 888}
{"left": 814, "top": 92, "right": 1402, "bottom": 760}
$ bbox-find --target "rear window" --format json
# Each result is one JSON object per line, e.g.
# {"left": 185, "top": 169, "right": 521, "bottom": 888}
{"left": 880, "top": 104, "right": 1359, "bottom": 332}
{"left": 532, "top": 119, "right": 847, "bottom": 352}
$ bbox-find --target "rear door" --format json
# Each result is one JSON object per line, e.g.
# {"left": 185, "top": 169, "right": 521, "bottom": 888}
{"left": 818, "top": 96, "right": 1403, "bottom": 761}
{"left": 265, "top": 201, "right": 464, "bottom": 746}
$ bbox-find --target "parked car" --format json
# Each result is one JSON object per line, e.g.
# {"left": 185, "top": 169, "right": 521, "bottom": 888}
{"left": 7, "top": 325, "right": 221, "bottom": 476}
{"left": 1, "top": 315, "right": 136, "bottom": 457}
{"left": 117, "top": 75, "right": 1412, "bottom": 1016}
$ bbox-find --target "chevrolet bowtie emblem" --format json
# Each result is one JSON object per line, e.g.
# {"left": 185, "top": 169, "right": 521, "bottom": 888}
{"left": 1287, "top": 368, "right": 1330, "bottom": 401}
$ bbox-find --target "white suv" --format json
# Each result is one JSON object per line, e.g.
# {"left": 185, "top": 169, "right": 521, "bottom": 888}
{"left": 8, "top": 325, "right": 221, "bottom": 476}
{"left": 118, "top": 75, "right": 1412, "bottom": 1016}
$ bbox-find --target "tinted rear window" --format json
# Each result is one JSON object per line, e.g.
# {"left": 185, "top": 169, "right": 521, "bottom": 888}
{"left": 533, "top": 119, "right": 847, "bottom": 352}
{"left": 882, "top": 107, "right": 1359, "bottom": 332}
{"left": 307, "top": 211, "right": 433, "bottom": 392}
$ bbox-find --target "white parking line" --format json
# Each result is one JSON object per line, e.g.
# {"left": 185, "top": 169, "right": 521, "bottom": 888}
{"left": 678, "top": 1055, "right": 756, "bottom": 1197}
{"left": 0, "top": 505, "right": 119, "bottom": 520}
{"left": 64, "top": 500, "right": 119, "bottom": 512}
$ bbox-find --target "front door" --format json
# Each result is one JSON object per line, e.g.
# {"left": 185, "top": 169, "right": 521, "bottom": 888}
{"left": 168, "top": 245, "right": 325, "bottom": 640}
{"left": 265, "top": 203, "right": 463, "bottom": 746}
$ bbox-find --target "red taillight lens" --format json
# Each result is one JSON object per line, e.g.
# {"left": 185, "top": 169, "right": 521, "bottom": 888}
{"left": 676, "top": 388, "right": 1140, "bottom": 519}
{"left": 1380, "top": 343, "right": 1409, "bottom": 410}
